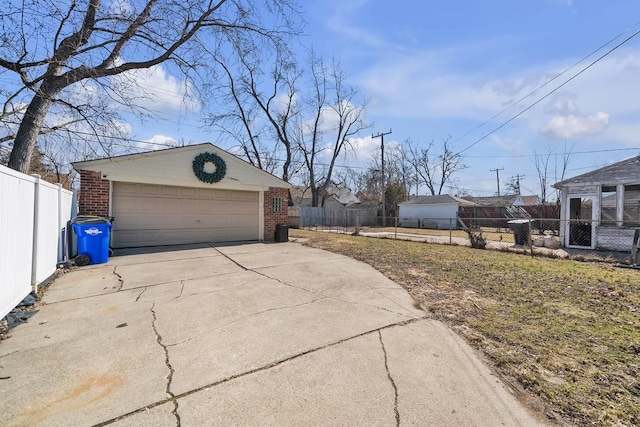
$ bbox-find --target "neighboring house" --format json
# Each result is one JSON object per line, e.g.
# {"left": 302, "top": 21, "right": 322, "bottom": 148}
{"left": 72, "top": 143, "right": 290, "bottom": 248}
{"left": 288, "top": 185, "right": 377, "bottom": 227}
{"left": 290, "top": 185, "right": 361, "bottom": 208}
{"left": 553, "top": 155, "right": 640, "bottom": 251}
{"left": 398, "top": 195, "right": 476, "bottom": 229}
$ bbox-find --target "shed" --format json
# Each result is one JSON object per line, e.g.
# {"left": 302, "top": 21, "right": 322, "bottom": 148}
{"left": 553, "top": 156, "right": 640, "bottom": 251}
{"left": 72, "top": 143, "right": 291, "bottom": 248}
{"left": 398, "top": 195, "right": 476, "bottom": 229}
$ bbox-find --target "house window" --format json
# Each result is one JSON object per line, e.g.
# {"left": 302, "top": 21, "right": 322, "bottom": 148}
{"left": 600, "top": 185, "right": 617, "bottom": 226}
{"left": 623, "top": 184, "right": 640, "bottom": 226}
{"left": 273, "top": 197, "right": 283, "bottom": 212}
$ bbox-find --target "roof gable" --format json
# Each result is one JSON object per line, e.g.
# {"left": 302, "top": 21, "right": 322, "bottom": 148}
{"left": 72, "top": 143, "right": 290, "bottom": 191}
{"left": 554, "top": 156, "right": 640, "bottom": 188}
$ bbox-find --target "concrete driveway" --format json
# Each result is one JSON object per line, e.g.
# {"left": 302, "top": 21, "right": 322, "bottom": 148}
{"left": 0, "top": 242, "right": 547, "bottom": 426}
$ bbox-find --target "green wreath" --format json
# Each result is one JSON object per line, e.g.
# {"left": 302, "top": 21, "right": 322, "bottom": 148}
{"left": 192, "top": 152, "right": 227, "bottom": 183}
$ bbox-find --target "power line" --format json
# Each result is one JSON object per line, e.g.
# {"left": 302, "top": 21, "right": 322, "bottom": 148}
{"left": 464, "top": 147, "right": 640, "bottom": 159}
{"left": 451, "top": 19, "right": 640, "bottom": 146}
{"left": 456, "top": 27, "right": 640, "bottom": 156}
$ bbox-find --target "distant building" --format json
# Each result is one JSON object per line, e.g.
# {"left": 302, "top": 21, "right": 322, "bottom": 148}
{"left": 290, "top": 185, "right": 361, "bottom": 208}
{"left": 398, "top": 195, "right": 476, "bottom": 229}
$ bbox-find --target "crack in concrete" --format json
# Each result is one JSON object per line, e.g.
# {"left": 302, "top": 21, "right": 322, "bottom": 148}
{"left": 91, "top": 317, "right": 426, "bottom": 426}
{"left": 211, "top": 245, "right": 418, "bottom": 319}
{"left": 174, "top": 281, "right": 185, "bottom": 299}
{"left": 251, "top": 267, "right": 412, "bottom": 318}
{"left": 166, "top": 297, "right": 327, "bottom": 348}
{"left": 0, "top": 349, "right": 20, "bottom": 360}
{"left": 135, "top": 287, "right": 147, "bottom": 302}
{"left": 378, "top": 330, "right": 400, "bottom": 427}
{"left": 113, "top": 267, "right": 124, "bottom": 292}
{"left": 150, "top": 304, "right": 180, "bottom": 426}
{"left": 232, "top": 267, "right": 396, "bottom": 322}
{"left": 111, "top": 253, "right": 221, "bottom": 267}
{"left": 186, "top": 278, "right": 263, "bottom": 297}
{"left": 332, "top": 261, "right": 423, "bottom": 317}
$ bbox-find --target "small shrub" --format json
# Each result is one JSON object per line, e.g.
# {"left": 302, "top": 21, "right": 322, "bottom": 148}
{"left": 465, "top": 228, "right": 487, "bottom": 249}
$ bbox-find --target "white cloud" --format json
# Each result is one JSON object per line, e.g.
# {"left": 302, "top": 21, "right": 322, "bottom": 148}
{"left": 111, "top": 64, "right": 200, "bottom": 114}
{"left": 136, "top": 134, "right": 178, "bottom": 151}
{"left": 338, "top": 135, "right": 382, "bottom": 166}
{"left": 107, "top": 0, "right": 135, "bottom": 17}
{"left": 544, "top": 92, "right": 577, "bottom": 115}
{"left": 324, "top": 0, "right": 407, "bottom": 53}
{"left": 539, "top": 112, "right": 609, "bottom": 139}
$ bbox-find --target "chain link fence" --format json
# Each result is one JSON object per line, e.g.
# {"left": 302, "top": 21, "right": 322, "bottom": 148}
{"left": 289, "top": 210, "right": 639, "bottom": 262}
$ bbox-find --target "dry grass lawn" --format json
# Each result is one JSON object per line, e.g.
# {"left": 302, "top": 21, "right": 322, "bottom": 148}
{"left": 291, "top": 229, "right": 640, "bottom": 427}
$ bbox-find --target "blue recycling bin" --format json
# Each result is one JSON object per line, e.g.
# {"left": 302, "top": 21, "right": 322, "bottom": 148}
{"left": 72, "top": 219, "right": 112, "bottom": 264}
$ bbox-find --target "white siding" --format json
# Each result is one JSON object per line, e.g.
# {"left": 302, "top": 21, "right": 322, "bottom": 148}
{"left": 566, "top": 185, "right": 598, "bottom": 195}
{"left": 399, "top": 203, "right": 458, "bottom": 219}
{"left": 399, "top": 203, "right": 459, "bottom": 229}
{"left": 74, "top": 144, "right": 290, "bottom": 192}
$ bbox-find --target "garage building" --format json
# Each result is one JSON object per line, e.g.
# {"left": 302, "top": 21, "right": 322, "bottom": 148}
{"left": 72, "top": 143, "right": 290, "bottom": 248}
{"left": 398, "top": 195, "right": 476, "bottom": 229}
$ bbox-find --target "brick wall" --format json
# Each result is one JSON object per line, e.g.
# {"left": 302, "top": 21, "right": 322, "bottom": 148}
{"left": 264, "top": 187, "right": 289, "bottom": 241}
{"left": 78, "top": 170, "right": 110, "bottom": 217}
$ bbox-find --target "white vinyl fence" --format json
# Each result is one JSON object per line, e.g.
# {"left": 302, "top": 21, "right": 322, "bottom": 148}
{"left": 1, "top": 165, "right": 73, "bottom": 319}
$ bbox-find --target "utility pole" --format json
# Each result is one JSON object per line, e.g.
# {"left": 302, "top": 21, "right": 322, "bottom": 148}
{"left": 512, "top": 174, "right": 525, "bottom": 195}
{"left": 490, "top": 167, "right": 504, "bottom": 196}
{"left": 372, "top": 129, "right": 392, "bottom": 226}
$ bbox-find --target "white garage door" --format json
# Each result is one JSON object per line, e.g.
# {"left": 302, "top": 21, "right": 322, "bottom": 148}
{"left": 112, "top": 182, "right": 260, "bottom": 248}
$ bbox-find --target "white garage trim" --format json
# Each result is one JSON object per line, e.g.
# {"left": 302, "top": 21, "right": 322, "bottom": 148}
{"left": 111, "top": 182, "right": 260, "bottom": 248}
{"left": 259, "top": 190, "right": 264, "bottom": 241}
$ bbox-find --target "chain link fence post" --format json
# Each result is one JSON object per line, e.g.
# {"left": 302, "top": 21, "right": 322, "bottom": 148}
{"left": 395, "top": 215, "right": 398, "bottom": 239}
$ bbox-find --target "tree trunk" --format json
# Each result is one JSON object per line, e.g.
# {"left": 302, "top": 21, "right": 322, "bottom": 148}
{"left": 8, "top": 87, "right": 59, "bottom": 173}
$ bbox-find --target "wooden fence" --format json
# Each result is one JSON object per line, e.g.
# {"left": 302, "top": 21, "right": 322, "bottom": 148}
{"left": 289, "top": 206, "right": 378, "bottom": 228}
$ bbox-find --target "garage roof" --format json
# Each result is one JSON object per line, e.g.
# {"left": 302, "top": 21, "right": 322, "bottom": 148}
{"left": 400, "top": 195, "right": 476, "bottom": 206}
{"left": 72, "top": 143, "right": 290, "bottom": 191}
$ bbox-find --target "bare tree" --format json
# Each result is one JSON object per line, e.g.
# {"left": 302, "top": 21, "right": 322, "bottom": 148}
{"left": 206, "top": 54, "right": 287, "bottom": 176}
{"left": 533, "top": 144, "right": 573, "bottom": 205}
{"left": 296, "top": 56, "right": 369, "bottom": 206}
{"left": 354, "top": 165, "right": 383, "bottom": 206}
{"left": 318, "top": 60, "right": 369, "bottom": 197}
{"left": 1, "top": 0, "right": 301, "bottom": 173}
{"left": 295, "top": 49, "right": 327, "bottom": 206}
{"left": 210, "top": 45, "right": 369, "bottom": 194}
{"left": 388, "top": 141, "right": 416, "bottom": 196}
{"left": 207, "top": 41, "right": 301, "bottom": 181}
{"left": 407, "top": 137, "right": 465, "bottom": 195}
{"left": 247, "top": 59, "right": 300, "bottom": 182}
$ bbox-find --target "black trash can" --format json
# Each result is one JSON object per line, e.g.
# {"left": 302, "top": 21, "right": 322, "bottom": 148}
{"left": 508, "top": 219, "right": 533, "bottom": 246}
{"left": 275, "top": 224, "right": 288, "bottom": 242}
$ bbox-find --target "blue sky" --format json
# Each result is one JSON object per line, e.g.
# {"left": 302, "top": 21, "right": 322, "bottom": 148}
{"left": 132, "top": 0, "right": 640, "bottom": 197}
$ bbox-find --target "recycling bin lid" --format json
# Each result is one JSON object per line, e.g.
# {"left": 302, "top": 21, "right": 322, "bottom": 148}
{"left": 507, "top": 219, "right": 533, "bottom": 224}
{"left": 71, "top": 215, "right": 111, "bottom": 224}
